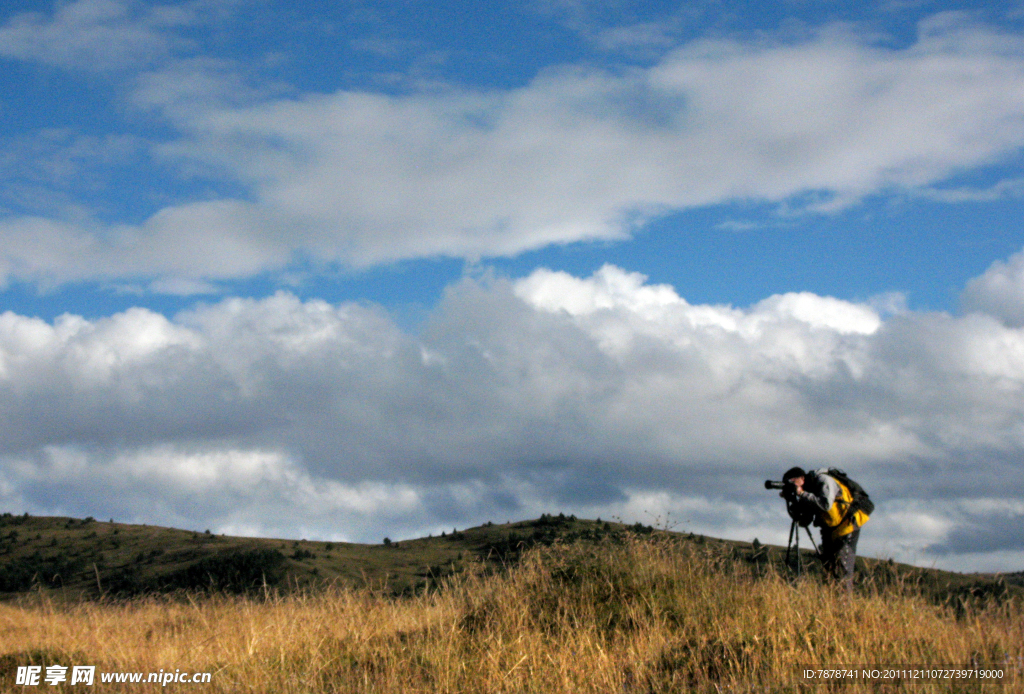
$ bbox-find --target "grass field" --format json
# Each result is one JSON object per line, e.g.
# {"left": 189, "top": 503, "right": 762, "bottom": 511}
{"left": 1, "top": 522, "right": 1021, "bottom": 692}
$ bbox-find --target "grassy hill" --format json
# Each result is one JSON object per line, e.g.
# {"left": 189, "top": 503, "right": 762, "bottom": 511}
{"left": 0, "top": 511, "right": 612, "bottom": 599}
{"left": 1, "top": 511, "right": 1019, "bottom": 606}
{"left": 1, "top": 523, "right": 1021, "bottom": 693}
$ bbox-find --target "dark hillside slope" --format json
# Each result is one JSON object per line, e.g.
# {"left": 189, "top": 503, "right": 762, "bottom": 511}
{"left": 0, "top": 511, "right": 1018, "bottom": 606}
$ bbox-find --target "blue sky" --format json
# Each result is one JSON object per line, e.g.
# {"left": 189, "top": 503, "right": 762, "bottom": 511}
{"left": 2, "top": 0, "right": 1024, "bottom": 572}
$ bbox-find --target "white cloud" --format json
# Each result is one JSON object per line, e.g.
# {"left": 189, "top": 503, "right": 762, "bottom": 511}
{"left": 5, "top": 443, "right": 427, "bottom": 542}
{"left": 514, "top": 265, "right": 684, "bottom": 317}
{"left": 2, "top": 261, "right": 1024, "bottom": 569}
{"left": 919, "top": 176, "right": 1024, "bottom": 203}
{"left": 6, "top": 13, "right": 1024, "bottom": 285}
{"left": 0, "top": 201, "right": 290, "bottom": 288}
{"left": 0, "top": 0, "right": 195, "bottom": 70}
{"left": 752, "top": 293, "right": 882, "bottom": 335}
{"left": 171, "top": 16, "right": 1024, "bottom": 268}
{"left": 962, "top": 248, "right": 1024, "bottom": 327}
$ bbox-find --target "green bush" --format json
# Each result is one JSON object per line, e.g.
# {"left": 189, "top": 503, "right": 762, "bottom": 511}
{"left": 105, "top": 548, "right": 287, "bottom": 596}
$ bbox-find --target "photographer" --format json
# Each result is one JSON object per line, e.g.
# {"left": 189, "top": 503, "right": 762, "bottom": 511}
{"left": 780, "top": 466, "right": 871, "bottom": 591}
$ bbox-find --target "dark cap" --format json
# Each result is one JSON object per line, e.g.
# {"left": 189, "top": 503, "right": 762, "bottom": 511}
{"left": 783, "top": 466, "right": 806, "bottom": 482}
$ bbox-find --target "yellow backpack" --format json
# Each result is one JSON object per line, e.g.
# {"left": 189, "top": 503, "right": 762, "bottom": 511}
{"left": 822, "top": 471, "right": 871, "bottom": 538}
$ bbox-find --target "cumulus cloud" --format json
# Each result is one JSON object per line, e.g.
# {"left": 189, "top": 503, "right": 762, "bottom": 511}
{"left": 2, "top": 262, "right": 1023, "bottom": 569}
{"left": 962, "top": 248, "right": 1024, "bottom": 327}
{"left": 5, "top": 13, "right": 1024, "bottom": 285}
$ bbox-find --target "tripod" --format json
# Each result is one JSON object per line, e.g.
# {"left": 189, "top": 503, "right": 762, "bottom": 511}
{"left": 764, "top": 481, "right": 823, "bottom": 577}
{"left": 786, "top": 519, "right": 820, "bottom": 577}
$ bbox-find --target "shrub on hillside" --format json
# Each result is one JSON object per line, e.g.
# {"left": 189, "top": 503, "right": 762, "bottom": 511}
{"left": 0, "top": 552, "right": 85, "bottom": 592}
{"left": 105, "top": 548, "right": 287, "bottom": 596}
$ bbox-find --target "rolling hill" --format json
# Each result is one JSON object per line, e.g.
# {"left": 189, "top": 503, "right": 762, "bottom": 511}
{"left": 1, "top": 511, "right": 1019, "bottom": 605}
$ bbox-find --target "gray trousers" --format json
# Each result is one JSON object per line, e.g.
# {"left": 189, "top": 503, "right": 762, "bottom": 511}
{"left": 821, "top": 528, "right": 859, "bottom": 591}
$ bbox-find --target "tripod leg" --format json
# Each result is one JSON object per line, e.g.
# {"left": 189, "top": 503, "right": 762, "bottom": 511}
{"left": 786, "top": 520, "right": 797, "bottom": 571}
{"left": 803, "top": 525, "right": 820, "bottom": 557}
{"left": 795, "top": 522, "right": 801, "bottom": 577}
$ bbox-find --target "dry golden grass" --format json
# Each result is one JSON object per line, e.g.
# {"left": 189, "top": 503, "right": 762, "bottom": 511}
{"left": 1, "top": 534, "right": 1020, "bottom": 693}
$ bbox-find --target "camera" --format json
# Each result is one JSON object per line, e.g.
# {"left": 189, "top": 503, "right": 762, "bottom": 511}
{"left": 764, "top": 479, "right": 798, "bottom": 500}
{"left": 764, "top": 479, "right": 814, "bottom": 527}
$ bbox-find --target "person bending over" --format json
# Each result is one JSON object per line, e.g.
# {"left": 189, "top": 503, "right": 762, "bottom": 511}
{"left": 782, "top": 466, "right": 871, "bottom": 591}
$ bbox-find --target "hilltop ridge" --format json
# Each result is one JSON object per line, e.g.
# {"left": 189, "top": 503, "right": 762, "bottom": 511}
{"left": 1, "top": 511, "right": 1019, "bottom": 603}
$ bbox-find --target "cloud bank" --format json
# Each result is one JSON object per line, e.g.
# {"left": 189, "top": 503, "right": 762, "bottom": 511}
{"left": 963, "top": 248, "right": 1024, "bottom": 327}
{"left": 4, "top": 11, "right": 1024, "bottom": 287}
{"left": 2, "top": 258, "right": 1023, "bottom": 570}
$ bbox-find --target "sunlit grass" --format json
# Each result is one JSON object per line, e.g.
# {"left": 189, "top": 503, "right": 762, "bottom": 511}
{"left": 2, "top": 534, "right": 1020, "bottom": 692}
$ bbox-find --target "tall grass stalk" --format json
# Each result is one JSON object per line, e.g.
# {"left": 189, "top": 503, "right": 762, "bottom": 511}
{"left": 1, "top": 534, "right": 1020, "bottom": 692}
